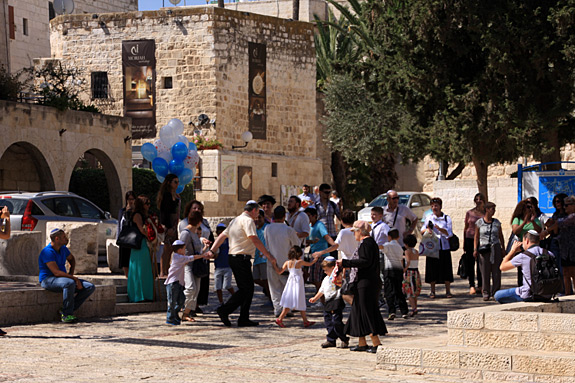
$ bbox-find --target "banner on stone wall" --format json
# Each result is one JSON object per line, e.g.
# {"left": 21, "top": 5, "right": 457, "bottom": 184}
{"left": 238, "top": 166, "right": 253, "bottom": 201}
{"left": 220, "top": 155, "right": 237, "bottom": 195}
{"left": 122, "top": 39, "right": 156, "bottom": 139}
{"left": 248, "top": 42, "right": 266, "bottom": 140}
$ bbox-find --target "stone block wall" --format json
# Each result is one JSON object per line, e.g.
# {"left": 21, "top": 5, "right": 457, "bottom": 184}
{"left": 0, "top": 231, "right": 42, "bottom": 276}
{"left": 46, "top": 222, "right": 99, "bottom": 274}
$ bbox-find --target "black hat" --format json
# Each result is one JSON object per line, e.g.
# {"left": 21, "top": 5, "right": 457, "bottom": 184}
{"left": 257, "top": 194, "right": 276, "bottom": 206}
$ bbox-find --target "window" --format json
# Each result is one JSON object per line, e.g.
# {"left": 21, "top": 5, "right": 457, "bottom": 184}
{"left": 91, "top": 72, "right": 109, "bottom": 99}
{"left": 73, "top": 198, "right": 103, "bottom": 219}
{"left": 23, "top": 18, "right": 28, "bottom": 36}
{"left": 164, "top": 77, "right": 173, "bottom": 89}
{"left": 420, "top": 194, "right": 431, "bottom": 207}
{"left": 48, "top": 2, "right": 56, "bottom": 20}
{"left": 8, "top": 6, "right": 15, "bottom": 40}
{"left": 271, "top": 162, "right": 277, "bottom": 177}
{"left": 42, "top": 197, "right": 77, "bottom": 217}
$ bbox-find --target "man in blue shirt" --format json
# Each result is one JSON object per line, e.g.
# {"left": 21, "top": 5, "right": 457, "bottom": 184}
{"left": 39, "top": 228, "right": 96, "bottom": 323}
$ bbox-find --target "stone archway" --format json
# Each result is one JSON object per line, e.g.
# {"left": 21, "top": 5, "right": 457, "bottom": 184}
{"left": 0, "top": 142, "right": 55, "bottom": 191}
{"left": 68, "top": 148, "right": 124, "bottom": 217}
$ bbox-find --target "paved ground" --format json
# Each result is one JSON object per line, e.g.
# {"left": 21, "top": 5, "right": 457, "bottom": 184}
{"left": 0, "top": 267, "right": 518, "bottom": 383}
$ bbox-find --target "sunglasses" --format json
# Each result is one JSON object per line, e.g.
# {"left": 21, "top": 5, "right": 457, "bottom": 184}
{"left": 322, "top": 190, "right": 332, "bottom": 194}
{"left": 390, "top": 197, "right": 399, "bottom": 200}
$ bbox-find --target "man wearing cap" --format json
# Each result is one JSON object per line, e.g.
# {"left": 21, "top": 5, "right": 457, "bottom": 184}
{"left": 495, "top": 230, "right": 556, "bottom": 303}
{"left": 383, "top": 190, "right": 418, "bottom": 247}
{"left": 264, "top": 206, "right": 301, "bottom": 317}
{"left": 208, "top": 201, "right": 274, "bottom": 327}
{"left": 39, "top": 228, "right": 96, "bottom": 323}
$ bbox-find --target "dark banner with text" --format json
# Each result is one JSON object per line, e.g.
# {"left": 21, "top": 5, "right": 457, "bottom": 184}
{"left": 248, "top": 42, "right": 266, "bottom": 139}
{"left": 122, "top": 40, "right": 156, "bottom": 139}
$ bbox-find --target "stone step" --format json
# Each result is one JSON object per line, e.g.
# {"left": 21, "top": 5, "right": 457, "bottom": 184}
{"left": 115, "top": 301, "right": 166, "bottom": 316}
{"left": 116, "top": 293, "right": 129, "bottom": 303}
{"left": 378, "top": 335, "right": 575, "bottom": 381}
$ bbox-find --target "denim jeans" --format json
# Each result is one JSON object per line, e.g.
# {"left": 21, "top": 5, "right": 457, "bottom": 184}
{"left": 494, "top": 287, "right": 524, "bottom": 304}
{"left": 166, "top": 281, "right": 185, "bottom": 324}
{"left": 324, "top": 308, "right": 348, "bottom": 343}
{"left": 41, "top": 277, "right": 96, "bottom": 316}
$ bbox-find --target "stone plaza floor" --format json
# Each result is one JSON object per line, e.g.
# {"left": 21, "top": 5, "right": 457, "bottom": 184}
{"left": 0, "top": 270, "right": 519, "bottom": 383}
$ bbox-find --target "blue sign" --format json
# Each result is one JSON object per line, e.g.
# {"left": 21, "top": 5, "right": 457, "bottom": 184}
{"left": 537, "top": 171, "right": 575, "bottom": 214}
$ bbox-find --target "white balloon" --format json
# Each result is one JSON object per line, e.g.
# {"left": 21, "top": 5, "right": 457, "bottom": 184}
{"left": 177, "top": 135, "right": 189, "bottom": 146}
{"left": 184, "top": 149, "right": 200, "bottom": 169}
{"left": 168, "top": 118, "right": 185, "bottom": 136}
{"left": 158, "top": 150, "right": 173, "bottom": 163}
{"left": 160, "top": 124, "right": 179, "bottom": 147}
{"left": 154, "top": 138, "right": 168, "bottom": 155}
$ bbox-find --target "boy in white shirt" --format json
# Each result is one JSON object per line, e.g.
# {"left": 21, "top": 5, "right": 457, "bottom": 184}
{"left": 165, "top": 240, "right": 196, "bottom": 325}
{"left": 382, "top": 228, "right": 409, "bottom": 320}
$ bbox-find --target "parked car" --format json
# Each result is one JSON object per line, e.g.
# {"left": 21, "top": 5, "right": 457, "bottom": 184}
{"left": 357, "top": 192, "right": 432, "bottom": 232}
{"left": 0, "top": 191, "right": 117, "bottom": 255}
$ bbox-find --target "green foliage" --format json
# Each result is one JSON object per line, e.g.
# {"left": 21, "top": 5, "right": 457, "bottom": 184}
{"left": 22, "top": 61, "right": 100, "bottom": 112}
{"left": 0, "top": 66, "right": 23, "bottom": 101}
{"left": 69, "top": 169, "right": 110, "bottom": 212}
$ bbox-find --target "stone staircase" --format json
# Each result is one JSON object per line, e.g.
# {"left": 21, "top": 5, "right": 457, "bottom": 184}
{"left": 377, "top": 297, "right": 575, "bottom": 382}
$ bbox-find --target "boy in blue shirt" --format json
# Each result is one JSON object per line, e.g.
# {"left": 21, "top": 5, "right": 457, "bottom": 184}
{"left": 213, "top": 223, "right": 235, "bottom": 305}
{"left": 305, "top": 207, "right": 337, "bottom": 293}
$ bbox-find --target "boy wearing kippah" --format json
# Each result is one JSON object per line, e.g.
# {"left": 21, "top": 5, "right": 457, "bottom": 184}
{"left": 165, "top": 239, "right": 195, "bottom": 325}
{"left": 383, "top": 228, "right": 409, "bottom": 320}
{"left": 309, "top": 257, "right": 349, "bottom": 348}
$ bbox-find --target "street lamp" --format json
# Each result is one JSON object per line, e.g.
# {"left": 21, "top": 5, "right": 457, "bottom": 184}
{"left": 232, "top": 131, "right": 253, "bottom": 149}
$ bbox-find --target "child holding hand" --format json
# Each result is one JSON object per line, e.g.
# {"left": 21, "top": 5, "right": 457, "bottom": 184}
{"left": 274, "top": 246, "right": 319, "bottom": 328}
{"left": 309, "top": 257, "right": 349, "bottom": 348}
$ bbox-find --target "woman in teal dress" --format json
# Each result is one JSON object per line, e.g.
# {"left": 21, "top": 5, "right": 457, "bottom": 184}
{"left": 128, "top": 195, "right": 154, "bottom": 302}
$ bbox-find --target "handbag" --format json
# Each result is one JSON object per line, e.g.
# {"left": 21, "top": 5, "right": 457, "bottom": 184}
{"left": 443, "top": 215, "right": 459, "bottom": 251}
{"left": 192, "top": 259, "right": 209, "bottom": 278}
{"left": 478, "top": 220, "right": 493, "bottom": 255}
{"left": 116, "top": 217, "right": 143, "bottom": 249}
{"left": 457, "top": 256, "right": 467, "bottom": 279}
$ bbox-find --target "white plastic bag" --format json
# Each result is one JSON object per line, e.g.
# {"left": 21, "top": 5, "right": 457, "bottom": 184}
{"left": 419, "top": 230, "right": 440, "bottom": 259}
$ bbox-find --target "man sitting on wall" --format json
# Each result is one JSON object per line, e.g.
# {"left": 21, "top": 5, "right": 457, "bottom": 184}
{"left": 39, "top": 228, "right": 96, "bottom": 323}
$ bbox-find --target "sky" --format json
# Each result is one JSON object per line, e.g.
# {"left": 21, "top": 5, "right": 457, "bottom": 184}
{"left": 138, "top": 0, "right": 211, "bottom": 10}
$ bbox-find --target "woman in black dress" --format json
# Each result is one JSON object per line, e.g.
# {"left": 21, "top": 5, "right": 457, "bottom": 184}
{"left": 339, "top": 220, "right": 387, "bottom": 353}
{"left": 117, "top": 190, "right": 136, "bottom": 277}
{"left": 157, "top": 174, "right": 180, "bottom": 277}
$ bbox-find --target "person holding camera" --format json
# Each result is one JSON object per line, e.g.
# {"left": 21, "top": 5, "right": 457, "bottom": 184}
{"left": 474, "top": 202, "right": 505, "bottom": 301}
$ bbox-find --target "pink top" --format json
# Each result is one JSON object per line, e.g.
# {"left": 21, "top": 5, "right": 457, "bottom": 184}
{"left": 464, "top": 209, "right": 484, "bottom": 239}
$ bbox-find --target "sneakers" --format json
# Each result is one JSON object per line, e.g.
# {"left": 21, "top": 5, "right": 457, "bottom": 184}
{"left": 402, "top": 314, "right": 409, "bottom": 319}
{"left": 321, "top": 341, "right": 336, "bottom": 348}
{"left": 61, "top": 314, "right": 78, "bottom": 323}
{"left": 388, "top": 313, "right": 396, "bottom": 320}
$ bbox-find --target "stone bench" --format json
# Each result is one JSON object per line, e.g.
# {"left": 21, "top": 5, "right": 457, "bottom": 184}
{"left": 377, "top": 296, "right": 575, "bottom": 381}
{"left": 0, "top": 283, "right": 116, "bottom": 326}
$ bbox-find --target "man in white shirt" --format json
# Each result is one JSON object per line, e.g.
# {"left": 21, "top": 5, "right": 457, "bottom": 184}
{"left": 334, "top": 209, "right": 358, "bottom": 260}
{"left": 383, "top": 190, "right": 418, "bottom": 247}
{"left": 371, "top": 206, "right": 390, "bottom": 248}
{"left": 264, "top": 206, "right": 301, "bottom": 317}
{"left": 286, "top": 195, "right": 310, "bottom": 248}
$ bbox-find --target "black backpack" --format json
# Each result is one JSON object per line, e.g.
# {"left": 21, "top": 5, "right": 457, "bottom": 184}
{"left": 523, "top": 249, "right": 563, "bottom": 302}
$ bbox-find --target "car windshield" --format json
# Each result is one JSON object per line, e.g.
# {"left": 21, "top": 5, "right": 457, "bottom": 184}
{"left": 368, "top": 194, "right": 410, "bottom": 207}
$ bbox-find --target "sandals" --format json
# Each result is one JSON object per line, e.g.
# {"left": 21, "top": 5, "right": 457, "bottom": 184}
{"left": 275, "top": 318, "right": 286, "bottom": 328}
{"left": 446, "top": 293, "right": 453, "bottom": 298}
{"left": 182, "top": 314, "right": 196, "bottom": 322}
{"left": 303, "top": 321, "right": 315, "bottom": 328}
{"left": 429, "top": 292, "right": 436, "bottom": 299}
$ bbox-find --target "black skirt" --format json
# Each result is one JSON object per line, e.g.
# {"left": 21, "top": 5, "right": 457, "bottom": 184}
{"left": 344, "top": 278, "right": 387, "bottom": 337}
{"left": 425, "top": 249, "right": 454, "bottom": 284}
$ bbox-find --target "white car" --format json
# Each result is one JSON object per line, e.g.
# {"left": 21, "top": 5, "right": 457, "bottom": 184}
{"left": 357, "top": 192, "right": 432, "bottom": 230}
{"left": 0, "top": 191, "right": 117, "bottom": 255}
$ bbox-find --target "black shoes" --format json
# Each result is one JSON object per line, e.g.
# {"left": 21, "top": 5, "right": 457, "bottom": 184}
{"left": 237, "top": 320, "right": 259, "bottom": 327}
{"left": 0, "top": 328, "right": 6, "bottom": 336}
{"left": 350, "top": 345, "right": 369, "bottom": 352}
{"left": 216, "top": 307, "right": 232, "bottom": 327}
{"left": 367, "top": 346, "right": 379, "bottom": 354}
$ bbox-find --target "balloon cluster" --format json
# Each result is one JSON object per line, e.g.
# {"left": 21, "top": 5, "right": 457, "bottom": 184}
{"left": 140, "top": 118, "right": 200, "bottom": 193}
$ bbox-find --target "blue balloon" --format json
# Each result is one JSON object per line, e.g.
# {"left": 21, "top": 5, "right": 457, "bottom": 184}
{"left": 141, "top": 142, "right": 157, "bottom": 162}
{"left": 168, "top": 159, "right": 184, "bottom": 176}
{"left": 171, "top": 142, "right": 188, "bottom": 162}
{"left": 156, "top": 174, "right": 165, "bottom": 183}
{"left": 152, "top": 158, "right": 169, "bottom": 177}
{"left": 179, "top": 168, "right": 193, "bottom": 185}
{"left": 189, "top": 142, "right": 197, "bottom": 152}
{"left": 176, "top": 184, "right": 185, "bottom": 194}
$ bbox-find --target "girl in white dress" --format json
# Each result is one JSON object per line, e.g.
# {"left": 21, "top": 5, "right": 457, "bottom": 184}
{"left": 274, "top": 246, "right": 320, "bottom": 328}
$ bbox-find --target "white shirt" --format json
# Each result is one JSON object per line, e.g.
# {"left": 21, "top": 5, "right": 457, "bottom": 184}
{"left": 222, "top": 212, "right": 258, "bottom": 255}
{"left": 286, "top": 209, "right": 310, "bottom": 247}
{"left": 383, "top": 240, "right": 404, "bottom": 270}
{"left": 164, "top": 252, "right": 195, "bottom": 285}
{"left": 383, "top": 205, "right": 418, "bottom": 247}
{"left": 264, "top": 223, "right": 301, "bottom": 266}
{"left": 371, "top": 220, "right": 390, "bottom": 247}
{"left": 421, "top": 213, "right": 453, "bottom": 251}
{"left": 319, "top": 274, "right": 339, "bottom": 301}
{"left": 334, "top": 227, "right": 358, "bottom": 260}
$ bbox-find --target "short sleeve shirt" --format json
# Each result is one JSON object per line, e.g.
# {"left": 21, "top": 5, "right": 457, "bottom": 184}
{"left": 476, "top": 218, "right": 502, "bottom": 246}
{"left": 38, "top": 244, "right": 70, "bottom": 282}
{"left": 223, "top": 212, "right": 258, "bottom": 255}
{"left": 254, "top": 223, "right": 268, "bottom": 265}
{"left": 287, "top": 210, "right": 310, "bottom": 246}
{"left": 335, "top": 228, "right": 358, "bottom": 260}
{"left": 512, "top": 217, "right": 542, "bottom": 241}
{"left": 309, "top": 221, "right": 329, "bottom": 254}
{"left": 383, "top": 205, "right": 418, "bottom": 246}
{"left": 319, "top": 275, "right": 338, "bottom": 301}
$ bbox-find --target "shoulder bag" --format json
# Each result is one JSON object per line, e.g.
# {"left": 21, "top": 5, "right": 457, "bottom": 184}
{"left": 445, "top": 215, "right": 460, "bottom": 251}
{"left": 187, "top": 230, "right": 209, "bottom": 278}
{"left": 117, "top": 213, "right": 143, "bottom": 249}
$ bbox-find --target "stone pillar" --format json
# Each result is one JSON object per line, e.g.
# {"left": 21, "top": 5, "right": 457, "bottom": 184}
{"left": 0, "top": 231, "right": 43, "bottom": 276}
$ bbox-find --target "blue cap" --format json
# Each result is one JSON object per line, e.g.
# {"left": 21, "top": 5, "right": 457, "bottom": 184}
{"left": 216, "top": 223, "right": 226, "bottom": 228}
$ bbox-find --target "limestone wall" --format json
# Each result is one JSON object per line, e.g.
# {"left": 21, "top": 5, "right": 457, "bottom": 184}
{"left": 0, "top": 100, "right": 133, "bottom": 215}
{"left": 0, "top": 0, "right": 8, "bottom": 69}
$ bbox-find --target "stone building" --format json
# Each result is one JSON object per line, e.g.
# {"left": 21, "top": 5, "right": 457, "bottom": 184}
{"left": 48, "top": 7, "right": 327, "bottom": 216}
{"left": 0, "top": 0, "right": 137, "bottom": 73}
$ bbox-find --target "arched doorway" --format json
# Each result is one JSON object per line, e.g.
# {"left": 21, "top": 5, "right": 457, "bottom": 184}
{"left": 0, "top": 142, "right": 55, "bottom": 191}
{"left": 69, "top": 148, "right": 123, "bottom": 217}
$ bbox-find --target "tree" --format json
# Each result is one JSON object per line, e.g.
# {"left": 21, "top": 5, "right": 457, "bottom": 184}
{"left": 326, "top": 0, "right": 575, "bottom": 200}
